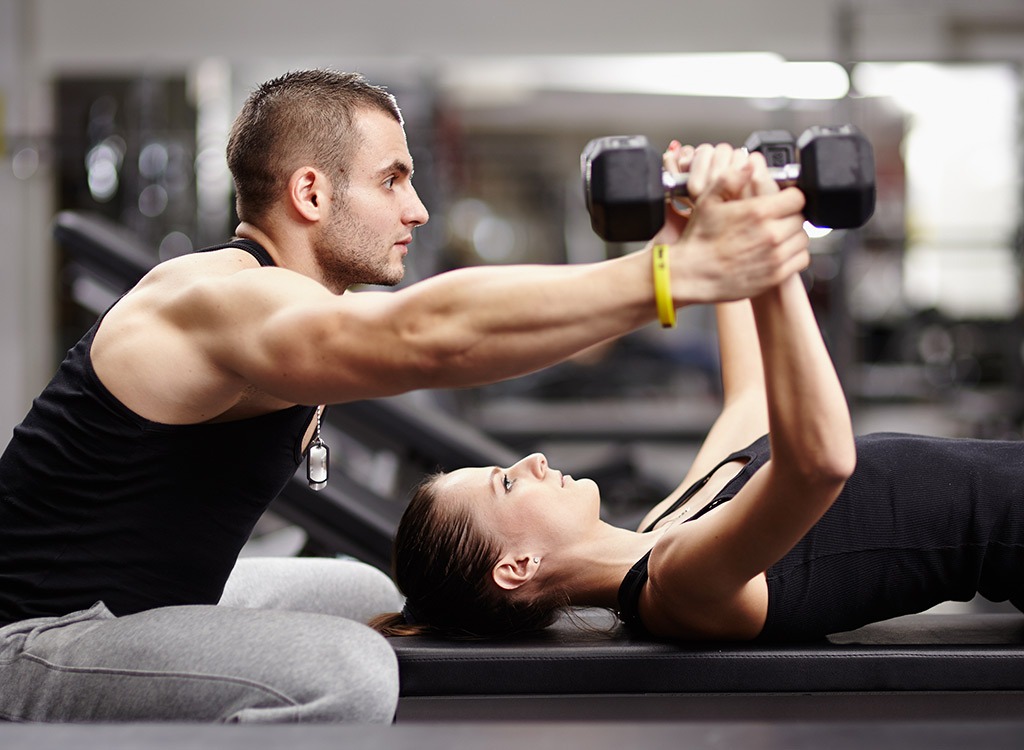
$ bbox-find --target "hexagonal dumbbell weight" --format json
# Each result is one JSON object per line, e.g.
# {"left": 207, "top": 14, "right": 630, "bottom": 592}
{"left": 581, "top": 125, "right": 875, "bottom": 242}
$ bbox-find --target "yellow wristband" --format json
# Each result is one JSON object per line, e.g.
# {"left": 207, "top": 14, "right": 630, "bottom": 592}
{"left": 652, "top": 244, "right": 676, "bottom": 329}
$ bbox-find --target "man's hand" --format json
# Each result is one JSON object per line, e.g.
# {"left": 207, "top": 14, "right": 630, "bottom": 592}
{"left": 656, "top": 142, "right": 810, "bottom": 305}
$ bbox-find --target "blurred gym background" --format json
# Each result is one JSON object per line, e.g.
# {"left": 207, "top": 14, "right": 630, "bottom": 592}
{"left": 2, "top": 0, "right": 1024, "bottom": 556}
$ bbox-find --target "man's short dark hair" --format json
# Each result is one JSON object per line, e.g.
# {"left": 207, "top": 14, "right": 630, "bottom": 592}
{"left": 226, "top": 69, "right": 402, "bottom": 222}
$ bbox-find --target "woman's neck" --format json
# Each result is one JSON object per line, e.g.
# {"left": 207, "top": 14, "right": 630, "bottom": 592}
{"left": 553, "top": 522, "right": 663, "bottom": 610}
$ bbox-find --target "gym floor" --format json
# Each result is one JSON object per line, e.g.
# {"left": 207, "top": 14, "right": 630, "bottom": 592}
{"left": 3, "top": 719, "right": 1024, "bottom": 750}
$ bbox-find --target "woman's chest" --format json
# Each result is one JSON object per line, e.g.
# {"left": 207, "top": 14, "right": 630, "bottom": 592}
{"left": 649, "top": 458, "right": 749, "bottom": 531}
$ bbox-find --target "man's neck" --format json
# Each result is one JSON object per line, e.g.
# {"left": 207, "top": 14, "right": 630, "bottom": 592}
{"left": 233, "top": 222, "right": 282, "bottom": 265}
{"left": 233, "top": 221, "right": 351, "bottom": 295}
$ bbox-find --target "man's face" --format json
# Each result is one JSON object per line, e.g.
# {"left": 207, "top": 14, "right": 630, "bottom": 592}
{"left": 313, "top": 108, "right": 429, "bottom": 292}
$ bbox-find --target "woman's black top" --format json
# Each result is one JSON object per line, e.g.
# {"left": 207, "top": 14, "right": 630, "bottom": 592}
{"left": 617, "top": 433, "right": 1024, "bottom": 641}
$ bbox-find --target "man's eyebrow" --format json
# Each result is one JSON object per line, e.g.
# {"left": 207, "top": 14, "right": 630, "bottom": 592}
{"left": 377, "top": 159, "right": 413, "bottom": 178}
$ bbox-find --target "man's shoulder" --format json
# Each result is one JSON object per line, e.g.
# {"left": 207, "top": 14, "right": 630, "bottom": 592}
{"left": 194, "top": 238, "right": 275, "bottom": 267}
{"left": 131, "top": 247, "right": 281, "bottom": 302}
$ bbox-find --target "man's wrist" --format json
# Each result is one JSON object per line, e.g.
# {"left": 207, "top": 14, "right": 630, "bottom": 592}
{"left": 651, "top": 245, "right": 677, "bottom": 328}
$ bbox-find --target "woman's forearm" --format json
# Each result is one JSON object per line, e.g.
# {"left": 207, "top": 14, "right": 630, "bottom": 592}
{"left": 716, "top": 300, "right": 767, "bottom": 407}
{"left": 750, "top": 274, "right": 855, "bottom": 483}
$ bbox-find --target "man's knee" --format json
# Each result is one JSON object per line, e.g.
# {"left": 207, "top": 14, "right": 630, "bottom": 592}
{"left": 231, "top": 619, "right": 399, "bottom": 723}
{"left": 309, "top": 624, "right": 399, "bottom": 723}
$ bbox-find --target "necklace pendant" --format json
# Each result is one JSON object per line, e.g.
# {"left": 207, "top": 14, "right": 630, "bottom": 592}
{"left": 306, "top": 404, "right": 329, "bottom": 491}
{"left": 307, "top": 438, "right": 329, "bottom": 491}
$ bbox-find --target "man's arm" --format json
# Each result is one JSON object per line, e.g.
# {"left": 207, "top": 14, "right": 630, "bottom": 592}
{"left": 188, "top": 255, "right": 654, "bottom": 405}
{"left": 159, "top": 153, "right": 804, "bottom": 409}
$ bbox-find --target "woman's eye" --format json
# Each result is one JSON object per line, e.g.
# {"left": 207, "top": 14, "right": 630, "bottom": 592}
{"left": 502, "top": 474, "right": 515, "bottom": 493}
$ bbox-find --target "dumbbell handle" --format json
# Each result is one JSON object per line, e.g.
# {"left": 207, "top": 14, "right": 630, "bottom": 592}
{"left": 660, "top": 163, "right": 802, "bottom": 196}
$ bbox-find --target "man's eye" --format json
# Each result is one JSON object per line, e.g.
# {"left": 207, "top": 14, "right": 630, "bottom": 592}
{"left": 502, "top": 474, "right": 515, "bottom": 493}
{"left": 384, "top": 176, "right": 396, "bottom": 189}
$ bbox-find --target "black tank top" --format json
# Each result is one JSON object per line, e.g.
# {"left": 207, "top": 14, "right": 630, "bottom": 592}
{"left": 0, "top": 240, "right": 317, "bottom": 623}
{"left": 618, "top": 433, "right": 1024, "bottom": 641}
{"left": 617, "top": 438, "right": 767, "bottom": 632}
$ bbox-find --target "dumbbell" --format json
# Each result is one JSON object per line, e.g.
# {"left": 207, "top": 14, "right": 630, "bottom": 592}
{"left": 581, "top": 125, "right": 876, "bottom": 242}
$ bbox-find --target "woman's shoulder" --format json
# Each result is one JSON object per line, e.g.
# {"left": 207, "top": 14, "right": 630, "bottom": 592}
{"left": 641, "top": 537, "right": 769, "bottom": 640}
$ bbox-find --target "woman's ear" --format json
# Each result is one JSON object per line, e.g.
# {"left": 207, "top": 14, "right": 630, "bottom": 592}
{"left": 492, "top": 553, "right": 538, "bottom": 591}
{"left": 288, "top": 166, "right": 327, "bottom": 222}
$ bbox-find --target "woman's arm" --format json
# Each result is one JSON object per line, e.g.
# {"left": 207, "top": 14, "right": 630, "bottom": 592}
{"left": 636, "top": 300, "right": 768, "bottom": 531}
{"left": 650, "top": 155, "right": 856, "bottom": 633}
{"left": 637, "top": 146, "right": 775, "bottom": 531}
{"left": 684, "top": 301, "right": 769, "bottom": 483}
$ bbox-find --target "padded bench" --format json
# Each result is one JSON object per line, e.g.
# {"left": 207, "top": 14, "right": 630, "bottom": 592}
{"left": 391, "top": 609, "right": 1024, "bottom": 721}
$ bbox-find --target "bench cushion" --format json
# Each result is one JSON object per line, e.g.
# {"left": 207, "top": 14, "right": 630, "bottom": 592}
{"left": 391, "top": 611, "right": 1024, "bottom": 697}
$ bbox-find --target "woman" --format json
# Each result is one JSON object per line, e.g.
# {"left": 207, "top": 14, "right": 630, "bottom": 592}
{"left": 372, "top": 145, "right": 1024, "bottom": 642}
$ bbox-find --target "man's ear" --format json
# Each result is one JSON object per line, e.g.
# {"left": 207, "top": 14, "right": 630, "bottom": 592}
{"left": 288, "top": 166, "right": 327, "bottom": 222}
{"left": 492, "top": 553, "right": 539, "bottom": 591}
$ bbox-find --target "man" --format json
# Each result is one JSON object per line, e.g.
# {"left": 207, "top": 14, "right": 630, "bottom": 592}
{"left": 0, "top": 70, "right": 808, "bottom": 723}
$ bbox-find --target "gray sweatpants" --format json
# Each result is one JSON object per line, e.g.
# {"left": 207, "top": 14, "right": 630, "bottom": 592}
{"left": 0, "top": 557, "right": 404, "bottom": 723}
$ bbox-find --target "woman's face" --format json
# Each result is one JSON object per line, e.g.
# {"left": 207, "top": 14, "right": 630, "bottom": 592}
{"left": 434, "top": 453, "right": 602, "bottom": 549}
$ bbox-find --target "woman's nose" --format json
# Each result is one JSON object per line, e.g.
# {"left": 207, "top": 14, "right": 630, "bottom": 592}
{"left": 519, "top": 452, "right": 546, "bottom": 478}
{"left": 510, "top": 453, "right": 546, "bottom": 478}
